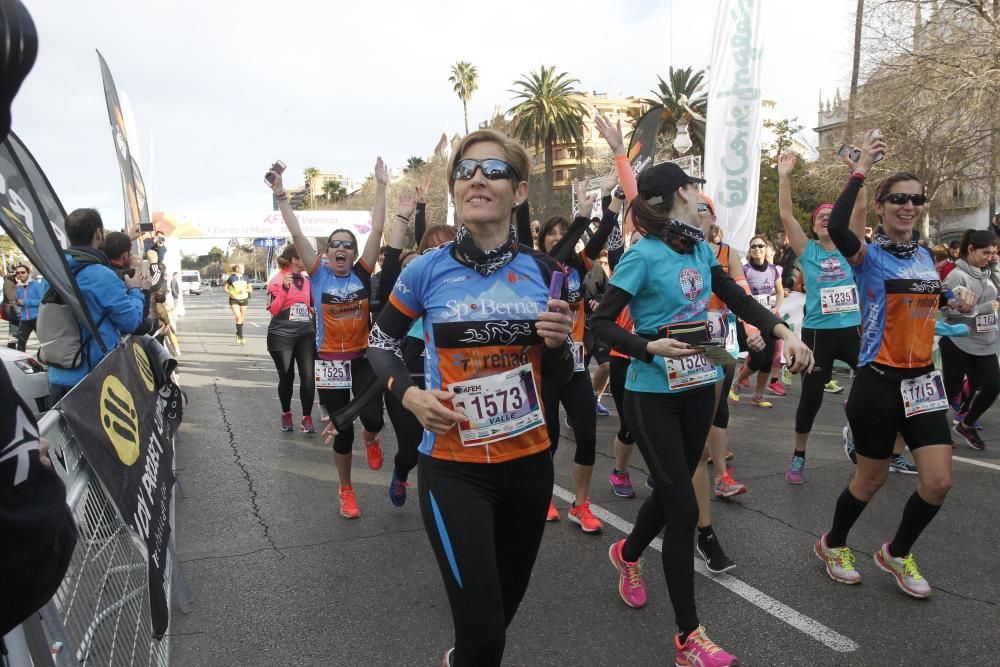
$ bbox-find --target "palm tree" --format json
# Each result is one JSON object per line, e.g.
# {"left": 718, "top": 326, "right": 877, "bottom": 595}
{"left": 644, "top": 66, "right": 708, "bottom": 156}
{"left": 322, "top": 179, "right": 347, "bottom": 205}
{"left": 303, "top": 167, "right": 320, "bottom": 208}
{"left": 449, "top": 61, "right": 479, "bottom": 134}
{"left": 508, "top": 66, "right": 588, "bottom": 205}
{"left": 405, "top": 156, "right": 426, "bottom": 173}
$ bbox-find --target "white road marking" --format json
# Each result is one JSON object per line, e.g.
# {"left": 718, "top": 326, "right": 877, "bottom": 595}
{"left": 248, "top": 322, "right": 261, "bottom": 328}
{"left": 953, "top": 455, "right": 1000, "bottom": 472}
{"left": 552, "top": 484, "right": 859, "bottom": 653}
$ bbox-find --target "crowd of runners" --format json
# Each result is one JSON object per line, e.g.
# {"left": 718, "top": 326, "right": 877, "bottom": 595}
{"left": 243, "top": 120, "right": 997, "bottom": 667}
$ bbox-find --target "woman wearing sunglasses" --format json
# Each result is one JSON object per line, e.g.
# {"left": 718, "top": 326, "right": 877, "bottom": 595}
{"left": 815, "top": 130, "right": 976, "bottom": 598}
{"left": 940, "top": 228, "right": 999, "bottom": 451}
{"left": 267, "top": 158, "right": 387, "bottom": 519}
{"left": 534, "top": 177, "right": 620, "bottom": 532}
{"left": 592, "top": 159, "right": 813, "bottom": 667}
{"left": 379, "top": 189, "right": 458, "bottom": 507}
{"left": 266, "top": 244, "right": 316, "bottom": 434}
{"left": 367, "top": 130, "right": 574, "bottom": 666}
{"left": 776, "top": 152, "right": 866, "bottom": 484}
{"left": 729, "top": 236, "right": 783, "bottom": 407}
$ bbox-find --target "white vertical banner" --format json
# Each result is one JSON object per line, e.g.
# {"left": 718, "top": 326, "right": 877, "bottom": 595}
{"left": 704, "top": 0, "right": 765, "bottom": 255}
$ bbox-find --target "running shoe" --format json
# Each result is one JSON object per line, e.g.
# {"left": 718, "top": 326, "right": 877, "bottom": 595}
{"left": 767, "top": 380, "right": 786, "bottom": 396}
{"left": 595, "top": 395, "right": 610, "bottom": 416}
{"left": 280, "top": 411, "right": 294, "bottom": 432}
{"left": 568, "top": 498, "right": 603, "bottom": 533}
{"left": 546, "top": 498, "right": 560, "bottom": 522}
{"left": 364, "top": 431, "right": 384, "bottom": 469}
{"left": 728, "top": 383, "right": 740, "bottom": 402}
{"left": 696, "top": 532, "right": 737, "bottom": 574}
{"left": 785, "top": 454, "right": 805, "bottom": 485}
{"left": 388, "top": 467, "right": 408, "bottom": 507}
{"left": 300, "top": 415, "right": 316, "bottom": 434}
{"left": 608, "top": 539, "right": 646, "bottom": 608}
{"left": 674, "top": 626, "right": 740, "bottom": 667}
{"left": 814, "top": 532, "right": 861, "bottom": 584}
{"left": 952, "top": 410, "right": 983, "bottom": 430}
{"left": 442, "top": 648, "right": 454, "bottom": 667}
{"left": 713, "top": 470, "right": 748, "bottom": 498}
{"left": 338, "top": 486, "right": 361, "bottom": 519}
{"left": 609, "top": 469, "right": 636, "bottom": 498}
{"left": 824, "top": 380, "right": 844, "bottom": 394}
{"left": 874, "top": 544, "right": 931, "bottom": 598}
{"left": 955, "top": 422, "right": 986, "bottom": 450}
{"left": 706, "top": 452, "right": 734, "bottom": 465}
{"left": 781, "top": 365, "right": 794, "bottom": 385}
{"left": 239, "top": 336, "right": 247, "bottom": 346}
{"left": 235, "top": 335, "right": 241, "bottom": 345}
{"left": 842, "top": 425, "right": 857, "bottom": 464}
{"left": 750, "top": 394, "right": 772, "bottom": 409}
{"left": 888, "top": 454, "right": 918, "bottom": 475}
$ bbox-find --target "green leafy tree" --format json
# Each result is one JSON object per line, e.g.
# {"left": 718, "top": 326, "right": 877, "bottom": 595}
{"left": 449, "top": 61, "right": 479, "bottom": 134}
{"left": 322, "top": 179, "right": 347, "bottom": 205}
{"left": 644, "top": 66, "right": 708, "bottom": 157}
{"left": 302, "top": 167, "right": 320, "bottom": 209}
{"left": 405, "top": 156, "right": 427, "bottom": 173}
{"left": 508, "top": 66, "right": 588, "bottom": 215}
{"left": 756, "top": 119, "right": 815, "bottom": 238}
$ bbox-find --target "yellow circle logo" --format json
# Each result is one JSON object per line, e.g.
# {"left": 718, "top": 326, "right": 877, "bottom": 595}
{"left": 100, "top": 375, "right": 140, "bottom": 465}
{"left": 132, "top": 343, "right": 155, "bottom": 392}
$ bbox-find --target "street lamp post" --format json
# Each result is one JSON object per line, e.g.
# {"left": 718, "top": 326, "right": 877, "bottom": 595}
{"left": 673, "top": 119, "right": 693, "bottom": 156}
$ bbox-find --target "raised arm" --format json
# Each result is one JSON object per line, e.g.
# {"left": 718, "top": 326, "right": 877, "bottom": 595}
{"left": 360, "top": 157, "right": 388, "bottom": 271}
{"left": 583, "top": 174, "right": 621, "bottom": 260}
{"left": 415, "top": 174, "right": 429, "bottom": 241}
{"left": 828, "top": 131, "right": 885, "bottom": 264}
{"left": 838, "top": 150, "right": 870, "bottom": 240}
{"left": 267, "top": 166, "right": 317, "bottom": 270}
{"left": 777, "top": 153, "right": 808, "bottom": 257}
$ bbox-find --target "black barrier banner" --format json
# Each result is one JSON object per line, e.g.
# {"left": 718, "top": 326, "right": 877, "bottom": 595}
{"left": 97, "top": 50, "right": 150, "bottom": 231}
{"left": 0, "top": 131, "right": 103, "bottom": 345}
{"left": 60, "top": 335, "right": 181, "bottom": 638}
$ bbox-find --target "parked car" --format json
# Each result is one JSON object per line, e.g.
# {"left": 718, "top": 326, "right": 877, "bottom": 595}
{"left": 0, "top": 346, "right": 49, "bottom": 413}
{"left": 180, "top": 270, "right": 202, "bottom": 295}
{"left": 248, "top": 278, "right": 267, "bottom": 290}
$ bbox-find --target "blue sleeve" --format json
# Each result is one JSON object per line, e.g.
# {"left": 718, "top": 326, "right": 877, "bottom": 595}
{"left": 608, "top": 244, "right": 647, "bottom": 297}
{"left": 388, "top": 252, "right": 428, "bottom": 317}
{"left": 94, "top": 268, "right": 145, "bottom": 333}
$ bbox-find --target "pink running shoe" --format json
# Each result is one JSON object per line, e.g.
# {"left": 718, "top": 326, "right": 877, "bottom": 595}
{"left": 280, "top": 412, "right": 294, "bottom": 432}
{"left": 675, "top": 626, "right": 740, "bottom": 666}
{"left": 766, "top": 381, "right": 786, "bottom": 397}
{"left": 300, "top": 415, "right": 316, "bottom": 433}
{"left": 608, "top": 539, "right": 646, "bottom": 608}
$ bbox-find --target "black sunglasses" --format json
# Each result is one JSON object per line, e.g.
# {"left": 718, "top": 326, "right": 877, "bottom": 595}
{"left": 749, "top": 243, "right": 766, "bottom": 249}
{"left": 452, "top": 158, "right": 520, "bottom": 182}
{"left": 15, "top": 270, "right": 27, "bottom": 275}
{"left": 327, "top": 239, "right": 355, "bottom": 250}
{"left": 881, "top": 193, "right": 927, "bottom": 206}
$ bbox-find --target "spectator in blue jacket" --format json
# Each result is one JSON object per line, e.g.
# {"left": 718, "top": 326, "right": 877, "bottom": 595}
{"left": 14, "top": 266, "right": 47, "bottom": 352}
{"left": 48, "top": 209, "right": 150, "bottom": 403}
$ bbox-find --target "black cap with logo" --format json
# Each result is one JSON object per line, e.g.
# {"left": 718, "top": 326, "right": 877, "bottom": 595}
{"left": 637, "top": 162, "right": 706, "bottom": 207}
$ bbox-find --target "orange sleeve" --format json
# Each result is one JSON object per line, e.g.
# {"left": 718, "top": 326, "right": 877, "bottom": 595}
{"left": 615, "top": 155, "right": 639, "bottom": 242}
{"left": 388, "top": 291, "right": 419, "bottom": 319}
{"left": 309, "top": 256, "right": 322, "bottom": 276}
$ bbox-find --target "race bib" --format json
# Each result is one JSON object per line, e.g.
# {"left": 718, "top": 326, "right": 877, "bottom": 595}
{"left": 315, "top": 359, "right": 352, "bottom": 389}
{"left": 289, "top": 302, "right": 311, "bottom": 322}
{"left": 666, "top": 353, "right": 717, "bottom": 391}
{"left": 706, "top": 310, "right": 728, "bottom": 344}
{"left": 820, "top": 285, "right": 860, "bottom": 315}
{"left": 900, "top": 370, "right": 947, "bottom": 418}
{"left": 976, "top": 312, "right": 998, "bottom": 333}
{"left": 571, "top": 342, "right": 586, "bottom": 373}
{"left": 451, "top": 364, "right": 545, "bottom": 447}
{"left": 753, "top": 294, "right": 773, "bottom": 309}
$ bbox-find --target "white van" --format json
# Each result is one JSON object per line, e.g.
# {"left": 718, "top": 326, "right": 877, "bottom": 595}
{"left": 180, "top": 270, "right": 202, "bottom": 295}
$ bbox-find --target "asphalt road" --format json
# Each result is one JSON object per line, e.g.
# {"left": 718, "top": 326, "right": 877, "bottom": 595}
{"left": 168, "top": 291, "right": 1000, "bottom": 666}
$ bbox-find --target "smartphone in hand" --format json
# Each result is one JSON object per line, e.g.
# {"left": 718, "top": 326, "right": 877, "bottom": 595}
{"left": 265, "top": 160, "right": 286, "bottom": 186}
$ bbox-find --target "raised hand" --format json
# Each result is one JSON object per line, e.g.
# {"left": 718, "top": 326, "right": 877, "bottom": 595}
{"left": 397, "top": 191, "right": 417, "bottom": 220}
{"left": 266, "top": 166, "right": 285, "bottom": 194}
{"left": 374, "top": 156, "right": 389, "bottom": 187}
{"left": 575, "top": 180, "right": 598, "bottom": 218}
{"left": 416, "top": 174, "right": 431, "bottom": 203}
{"left": 857, "top": 130, "right": 886, "bottom": 175}
{"left": 599, "top": 167, "right": 618, "bottom": 196}
{"left": 777, "top": 152, "right": 797, "bottom": 177}
{"left": 594, "top": 114, "right": 626, "bottom": 156}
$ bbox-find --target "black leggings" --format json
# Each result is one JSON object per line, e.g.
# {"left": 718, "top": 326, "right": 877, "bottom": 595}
{"left": 267, "top": 332, "right": 315, "bottom": 414}
{"left": 621, "top": 386, "right": 715, "bottom": 634}
{"left": 418, "top": 450, "right": 552, "bottom": 667}
{"left": 16, "top": 318, "right": 36, "bottom": 352}
{"left": 542, "top": 370, "right": 597, "bottom": 466}
{"left": 317, "top": 356, "right": 385, "bottom": 455}
{"left": 608, "top": 356, "right": 635, "bottom": 444}
{"left": 736, "top": 321, "right": 776, "bottom": 374}
{"left": 712, "top": 363, "right": 736, "bottom": 429}
{"left": 795, "top": 326, "right": 859, "bottom": 433}
{"left": 940, "top": 336, "right": 1000, "bottom": 425}
{"left": 385, "top": 375, "right": 425, "bottom": 480}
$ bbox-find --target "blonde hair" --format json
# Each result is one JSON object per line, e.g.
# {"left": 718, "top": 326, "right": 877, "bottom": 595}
{"left": 447, "top": 129, "right": 531, "bottom": 195}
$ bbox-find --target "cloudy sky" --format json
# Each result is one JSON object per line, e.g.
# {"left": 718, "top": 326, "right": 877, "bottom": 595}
{"left": 12, "top": 0, "right": 858, "bottom": 235}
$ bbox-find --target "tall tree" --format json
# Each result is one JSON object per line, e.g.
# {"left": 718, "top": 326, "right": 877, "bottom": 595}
{"left": 449, "top": 61, "right": 479, "bottom": 134}
{"left": 303, "top": 167, "right": 320, "bottom": 209}
{"left": 508, "top": 65, "right": 588, "bottom": 213}
{"left": 644, "top": 66, "right": 708, "bottom": 157}
{"left": 322, "top": 179, "right": 347, "bottom": 205}
{"left": 405, "top": 156, "right": 427, "bottom": 173}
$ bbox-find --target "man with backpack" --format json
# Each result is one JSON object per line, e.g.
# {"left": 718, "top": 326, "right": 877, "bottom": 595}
{"left": 43, "top": 209, "right": 149, "bottom": 404}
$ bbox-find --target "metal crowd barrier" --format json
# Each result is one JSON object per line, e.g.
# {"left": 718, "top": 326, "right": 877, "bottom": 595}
{"left": 9, "top": 409, "right": 175, "bottom": 667}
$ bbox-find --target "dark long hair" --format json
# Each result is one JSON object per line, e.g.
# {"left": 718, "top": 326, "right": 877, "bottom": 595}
{"left": 625, "top": 194, "right": 677, "bottom": 240}
{"left": 959, "top": 228, "right": 998, "bottom": 259}
{"left": 276, "top": 244, "right": 300, "bottom": 269}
